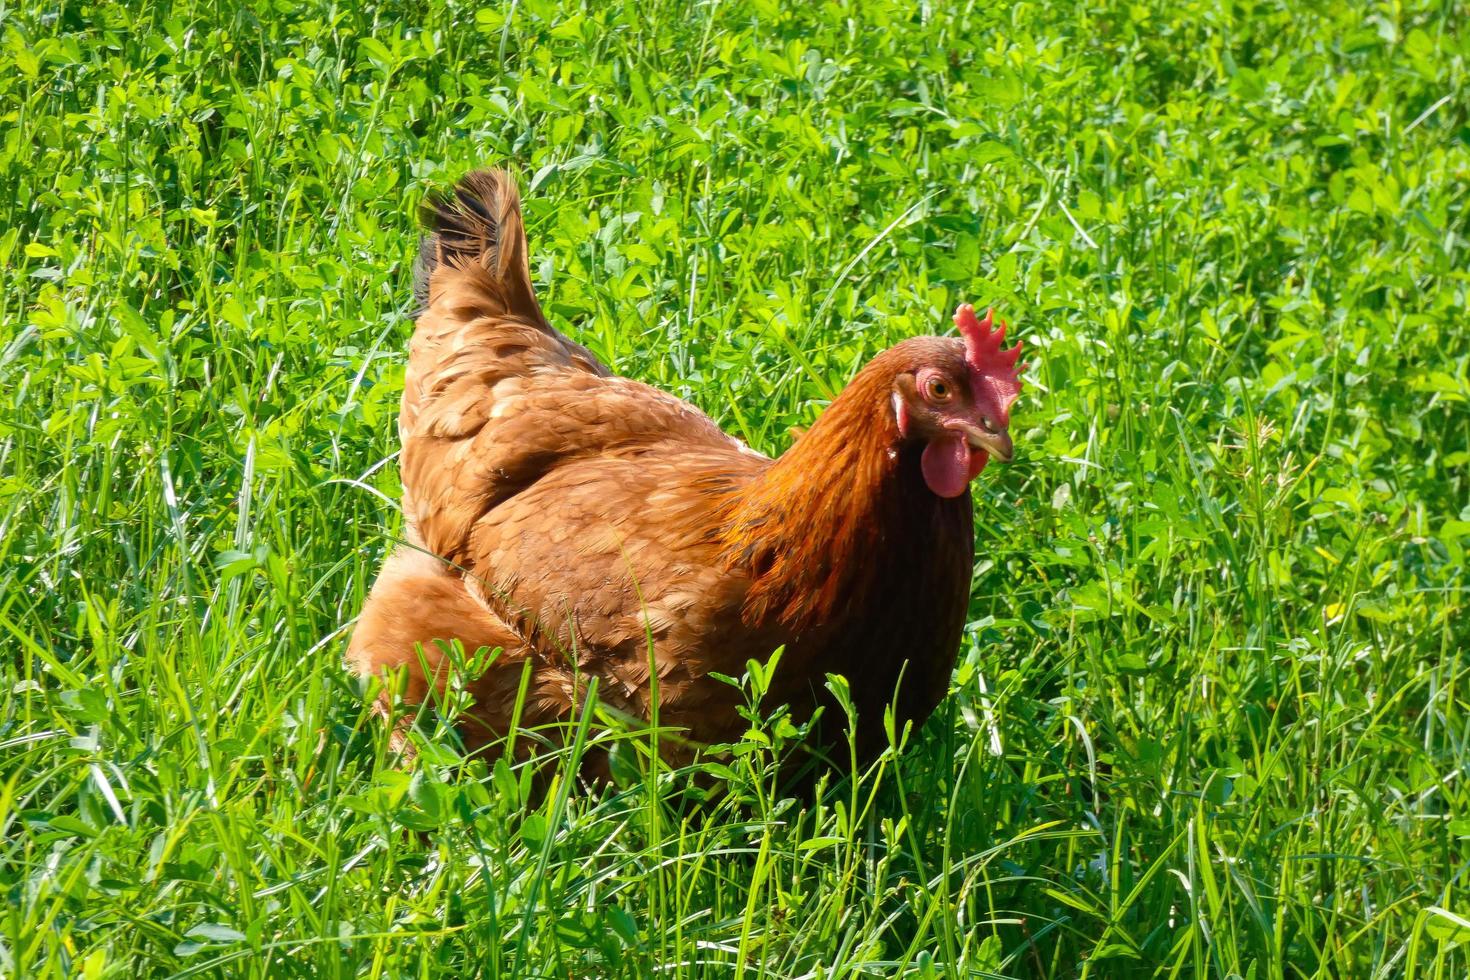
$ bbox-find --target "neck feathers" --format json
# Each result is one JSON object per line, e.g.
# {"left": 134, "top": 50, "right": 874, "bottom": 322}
{"left": 722, "top": 353, "right": 968, "bottom": 631}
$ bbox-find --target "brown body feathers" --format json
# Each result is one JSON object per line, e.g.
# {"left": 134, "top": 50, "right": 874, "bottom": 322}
{"left": 349, "top": 169, "right": 982, "bottom": 775}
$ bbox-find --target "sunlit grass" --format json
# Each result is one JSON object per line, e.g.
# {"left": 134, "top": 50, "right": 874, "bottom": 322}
{"left": 1, "top": 0, "right": 1467, "bottom": 975}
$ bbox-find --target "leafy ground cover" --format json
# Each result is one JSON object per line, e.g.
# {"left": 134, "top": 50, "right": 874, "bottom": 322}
{"left": 2, "top": 0, "right": 1467, "bottom": 975}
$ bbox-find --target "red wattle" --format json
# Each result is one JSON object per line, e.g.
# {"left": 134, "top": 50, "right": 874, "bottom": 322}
{"left": 967, "top": 447, "right": 989, "bottom": 481}
{"left": 921, "top": 433, "right": 973, "bottom": 498}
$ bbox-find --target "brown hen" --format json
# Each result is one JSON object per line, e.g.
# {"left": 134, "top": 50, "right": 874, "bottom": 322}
{"left": 348, "top": 169, "right": 1024, "bottom": 776}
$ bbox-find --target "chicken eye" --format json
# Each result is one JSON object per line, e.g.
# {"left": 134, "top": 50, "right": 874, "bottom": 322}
{"left": 924, "top": 377, "right": 952, "bottom": 402}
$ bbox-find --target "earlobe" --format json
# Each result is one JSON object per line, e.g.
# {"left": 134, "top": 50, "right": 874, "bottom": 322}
{"left": 892, "top": 391, "right": 911, "bottom": 437}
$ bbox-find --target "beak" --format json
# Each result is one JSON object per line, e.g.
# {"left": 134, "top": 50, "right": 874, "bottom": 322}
{"left": 948, "top": 421, "right": 1014, "bottom": 462}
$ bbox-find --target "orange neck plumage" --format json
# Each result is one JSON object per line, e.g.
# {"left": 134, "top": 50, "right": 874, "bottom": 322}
{"left": 722, "top": 349, "right": 960, "bottom": 632}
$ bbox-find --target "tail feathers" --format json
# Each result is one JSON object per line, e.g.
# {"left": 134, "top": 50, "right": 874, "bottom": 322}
{"left": 400, "top": 166, "right": 610, "bottom": 448}
{"left": 414, "top": 169, "right": 545, "bottom": 325}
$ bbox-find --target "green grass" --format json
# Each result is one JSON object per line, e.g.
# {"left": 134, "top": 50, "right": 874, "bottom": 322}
{"left": 2, "top": 0, "right": 1468, "bottom": 975}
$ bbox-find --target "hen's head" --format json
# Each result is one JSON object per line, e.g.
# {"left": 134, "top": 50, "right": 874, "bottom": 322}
{"left": 889, "top": 305, "right": 1025, "bottom": 498}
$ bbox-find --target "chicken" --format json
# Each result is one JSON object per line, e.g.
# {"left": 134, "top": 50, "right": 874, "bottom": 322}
{"left": 348, "top": 169, "right": 1024, "bottom": 776}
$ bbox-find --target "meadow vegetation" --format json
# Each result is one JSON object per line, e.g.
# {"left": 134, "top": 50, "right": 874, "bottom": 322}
{"left": 1, "top": 0, "right": 1467, "bottom": 975}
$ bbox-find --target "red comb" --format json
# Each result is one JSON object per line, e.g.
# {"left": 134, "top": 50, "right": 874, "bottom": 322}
{"left": 954, "top": 303, "right": 1025, "bottom": 425}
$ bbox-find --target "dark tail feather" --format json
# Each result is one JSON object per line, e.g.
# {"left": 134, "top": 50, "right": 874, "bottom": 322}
{"left": 413, "top": 169, "right": 545, "bottom": 324}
